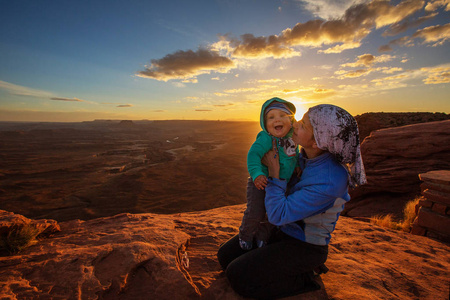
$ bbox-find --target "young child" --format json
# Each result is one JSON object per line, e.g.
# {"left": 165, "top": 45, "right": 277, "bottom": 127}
{"left": 239, "top": 97, "right": 298, "bottom": 250}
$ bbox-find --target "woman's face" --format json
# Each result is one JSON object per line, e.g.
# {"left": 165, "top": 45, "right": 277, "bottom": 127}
{"left": 292, "top": 112, "right": 316, "bottom": 148}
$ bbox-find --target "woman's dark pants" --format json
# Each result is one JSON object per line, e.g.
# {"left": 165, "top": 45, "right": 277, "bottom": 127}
{"left": 217, "top": 230, "right": 328, "bottom": 299}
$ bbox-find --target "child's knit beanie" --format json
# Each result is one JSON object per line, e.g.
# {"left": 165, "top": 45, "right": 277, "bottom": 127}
{"left": 264, "top": 102, "right": 294, "bottom": 116}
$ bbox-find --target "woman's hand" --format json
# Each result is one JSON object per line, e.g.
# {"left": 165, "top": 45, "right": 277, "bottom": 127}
{"left": 262, "top": 149, "right": 280, "bottom": 179}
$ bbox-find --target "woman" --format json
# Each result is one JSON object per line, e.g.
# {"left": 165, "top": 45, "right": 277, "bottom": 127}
{"left": 217, "top": 104, "right": 367, "bottom": 299}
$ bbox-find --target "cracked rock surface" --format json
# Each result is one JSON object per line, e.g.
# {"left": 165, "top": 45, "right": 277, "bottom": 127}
{"left": 1, "top": 206, "right": 449, "bottom": 299}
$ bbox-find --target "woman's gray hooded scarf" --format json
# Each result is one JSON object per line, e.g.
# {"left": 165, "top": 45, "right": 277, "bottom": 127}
{"left": 308, "top": 104, "right": 367, "bottom": 188}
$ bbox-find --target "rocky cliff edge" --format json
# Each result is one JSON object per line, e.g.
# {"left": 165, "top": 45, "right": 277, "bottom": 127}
{"left": 1, "top": 205, "right": 449, "bottom": 300}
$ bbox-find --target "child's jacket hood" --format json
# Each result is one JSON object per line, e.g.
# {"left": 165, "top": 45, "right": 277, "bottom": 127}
{"left": 260, "top": 97, "right": 296, "bottom": 133}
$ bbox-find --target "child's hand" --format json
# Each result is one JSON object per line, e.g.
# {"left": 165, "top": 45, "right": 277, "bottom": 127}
{"left": 262, "top": 149, "right": 280, "bottom": 179}
{"left": 254, "top": 175, "right": 268, "bottom": 190}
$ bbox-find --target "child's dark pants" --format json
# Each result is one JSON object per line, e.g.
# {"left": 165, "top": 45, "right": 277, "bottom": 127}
{"left": 239, "top": 177, "right": 273, "bottom": 244}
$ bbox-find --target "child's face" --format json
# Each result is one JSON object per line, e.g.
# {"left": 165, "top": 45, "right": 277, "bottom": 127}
{"left": 265, "top": 109, "right": 292, "bottom": 138}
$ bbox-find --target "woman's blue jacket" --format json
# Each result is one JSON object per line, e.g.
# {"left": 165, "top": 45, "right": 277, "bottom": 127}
{"left": 265, "top": 151, "right": 350, "bottom": 246}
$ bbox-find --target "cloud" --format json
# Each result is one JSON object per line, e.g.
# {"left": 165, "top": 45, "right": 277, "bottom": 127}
{"left": 382, "top": 12, "right": 438, "bottom": 36}
{"left": 424, "top": 0, "right": 450, "bottom": 12}
{"left": 335, "top": 69, "right": 372, "bottom": 79}
{"left": 296, "top": 0, "right": 370, "bottom": 20}
{"left": 370, "top": 63, "right": 450, "bottom": 85}
{"left": 378, "top": 44, "right": 393, "bottom": 52}
{"left": 335, "top": 53, "right": 397, "bottom": 78}
{"left": 412, "top": 23, "right": 450, "bottom": 46}
{"left": 279, "top": 18, "right": 368, "bottom": 51}
{"left": 214, "top": 92, "right": 228, "bottom": 97}
{"left": 235, "top": 0, "right": 422, "bottom": 55}
{"left": 281, "top": 1, "right": 424, "bottom": 51}
{"left": 317, "top": 65, "right": 334, "bottom": 70}
{"left": 223, "top": 86, "right": 273, "bottom": 94}
{"left": 227, "top": 33, "right": 302, "bottom": 59}
{"left": 213, "top": 103, "right": 235, "bottom": 107}
{"left": 304, "top": 87, "right": 336, "bottom": 99}
{"left": 318, "top": 41, "right": 362, "bottom": 54}
{"left": 137, "top": 48, "right": 235, "bottom": 81}
{"left": 421, "top": 64, "right": 450, "bottom": 84}
{"left": 0, "top": 80, "right": 53, "bottom": 98}
{"left": 373, "top": 0, "right": 425, "bottom": 28}
{"left": 381, "top": 23, "right": 450, "bottom": 50}
{"left": 213, "top": 78, "right": 318, "bottom": 100}
{"left": 138, "top": 0, "right": 431, "bottom": 81}
{"left": 172, "top": 82, "right": 186, "bottom": 88}
{"left": 182, "top": 78, "right": 198, "bottom": 83}
{"left": 423, "top": 72, "right": 450, "bottom": 84}
{"left": 195, "top": 109, "right": 212, "bottom": 112}
{"left": 335, "top": 66, "right": 403, "bottom": 80}
{"left": 371, "top": 73, "right": 413, "bottom": 86}
{"left": 341, "top": 54, "right": 395, "bottom": 67}
{"left": 0, "top": 81, "right": 95, "bottom": 104}
{"left": 381, "top": 67, "right": 404, "bottom": 74}
{"left": 50, "top": 97, "right": 85, "bottom": 102}
{"left": 334, "top": 63, "right": 449, "bottom": 98}
{"left": 257, "top": 79, "right": 282, "bottom": 83}
{"left": 153, "top": 110, "right": 166, "bottom": 112}
{"left": 184, "top": 96, "right": 202, "bottom": 103}
{"left": 101, "top": 102, "right": 132, "bottom": 107}
{"left": 384, "top": 35, "right": 416, "bottom": 48}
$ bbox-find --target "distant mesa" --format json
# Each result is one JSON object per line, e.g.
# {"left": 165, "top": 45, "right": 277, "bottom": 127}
{"left": 90, "top": 119, "right": 114, "bottom": 123}
{"left": 118, "top": 120, "right": 135, "bottom": 127}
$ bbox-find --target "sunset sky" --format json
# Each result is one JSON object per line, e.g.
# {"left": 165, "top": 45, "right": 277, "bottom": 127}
{"left": 1, "top": 0, "right": 449, "bottom": 122}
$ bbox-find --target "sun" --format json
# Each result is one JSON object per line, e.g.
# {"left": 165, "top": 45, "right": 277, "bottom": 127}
{"left": 288, "top": 99, "right": 308, "bottom": 122}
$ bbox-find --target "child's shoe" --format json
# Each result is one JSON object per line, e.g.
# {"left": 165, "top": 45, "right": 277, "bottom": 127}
{"left": 256, "top": 239, "right": 266, "bottom": 248}
{"left": 239, "top": 238, "right": 253, "bottom": 250}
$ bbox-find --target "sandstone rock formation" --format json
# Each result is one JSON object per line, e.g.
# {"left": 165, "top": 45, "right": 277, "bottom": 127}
{"left": 344, "top": 120, "right": 450, "bottom": 219}
{"left": 411, "top": 170, "right": 450, "bottom": 242}
{"left": 355, "top": 112, "right": 450, "bottom": 141}
{"left": 1, "top": 206, "right": 449, "bottom": 299}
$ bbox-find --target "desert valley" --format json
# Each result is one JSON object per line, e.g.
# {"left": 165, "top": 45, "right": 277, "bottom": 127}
{"left": 0, "top": 120, "right": 260, "bottom": 221}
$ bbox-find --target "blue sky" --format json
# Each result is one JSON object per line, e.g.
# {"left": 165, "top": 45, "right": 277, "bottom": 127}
{"left": 1, "top": 0, "right": 449, "bottom": 122}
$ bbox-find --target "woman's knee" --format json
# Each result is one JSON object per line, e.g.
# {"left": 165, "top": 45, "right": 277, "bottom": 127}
{"left": 217, "top": 243, "right": 229, "bottom": 270}
{"left": 225, "top": 259, "right": 253, "bottom": 297}
{"left": 217, "top": 234, "right": 242, "bottom": 270}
